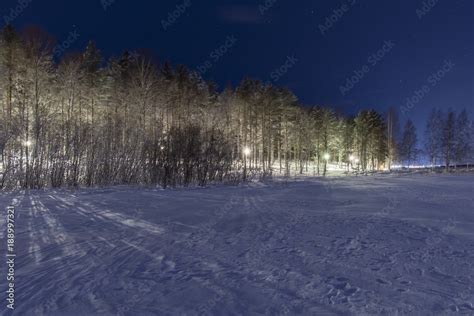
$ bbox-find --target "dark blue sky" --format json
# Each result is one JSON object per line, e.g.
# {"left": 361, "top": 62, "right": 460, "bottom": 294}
{"left": 1, "top": 0, "right": 472, "bottom": 132}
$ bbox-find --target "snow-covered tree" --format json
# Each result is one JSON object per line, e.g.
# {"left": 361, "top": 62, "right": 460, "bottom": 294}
{"left": 386, "top": 106, "right": 399, "bottom": 170}
{"left": 354, "top": 110, "right": 386, "bottom": 171}
{"left": 1, "top": 25, "right": 470, "bottom": 188}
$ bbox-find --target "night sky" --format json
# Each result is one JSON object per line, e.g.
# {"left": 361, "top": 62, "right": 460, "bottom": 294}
{"left": 1, "top": 0, "right": 472, "bottom": 133}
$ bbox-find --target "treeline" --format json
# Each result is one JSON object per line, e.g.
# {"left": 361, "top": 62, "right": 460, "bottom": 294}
{"left": 423, "top": 108, "right": 472, "bottom": 169}
{"left": 0, "top": 26, "right": 472, "bottom": 189}
{"left": 398, "top": 108, "right": 473, "bottom": 169}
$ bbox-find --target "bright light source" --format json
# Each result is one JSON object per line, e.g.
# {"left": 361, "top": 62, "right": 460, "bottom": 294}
{"left": 24, "top": 140, "right": 32, "bottom": 147}
{"left": 349, "top": 155, "right": 355, "bottom": 161}
{"left": 243, "top": 147, "right": 251, "bottom": 156}
{"left": 323, "top": 153, "right": 330, "bottom": 161}
{"left": 160, "top": 146, "right": 165, "bottom": 150}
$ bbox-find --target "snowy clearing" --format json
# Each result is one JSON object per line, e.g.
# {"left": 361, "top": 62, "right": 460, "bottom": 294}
{"left": 1, "top": 174, "right": 474, "bottom": 315}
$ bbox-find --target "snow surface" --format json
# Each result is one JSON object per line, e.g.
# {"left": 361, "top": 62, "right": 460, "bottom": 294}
{"left": 1, "top": 174, "right": 474, "bottom": 315}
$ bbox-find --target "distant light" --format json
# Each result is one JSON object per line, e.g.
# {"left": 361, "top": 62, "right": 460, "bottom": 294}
{"left": 24, "top": 140, "right": 32, "bottom": 147}
{"left": 243, "top": 147, "right": 251, "bottom": 156}
{"left": 160, "top": 146, "right": 165, "bottom": 150}
{"left": 323, "top": 153, "right": 330, "bottom": 161}
{"left": 349, "top": 155, "right": 355, "bottom": 161}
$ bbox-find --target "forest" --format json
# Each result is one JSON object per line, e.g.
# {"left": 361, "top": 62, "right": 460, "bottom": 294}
{"left": 0, "top": 25, "right": 472, "bottom": 189}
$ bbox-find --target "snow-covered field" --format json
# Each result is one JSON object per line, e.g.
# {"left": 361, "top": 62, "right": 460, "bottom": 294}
{"left": 1, "top": 174, "right": 473, "bottom": 315}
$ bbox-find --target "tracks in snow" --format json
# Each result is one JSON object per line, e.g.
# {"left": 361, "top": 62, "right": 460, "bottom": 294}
{"left": 1, "top": 175, "right": 473, "bottom": 315}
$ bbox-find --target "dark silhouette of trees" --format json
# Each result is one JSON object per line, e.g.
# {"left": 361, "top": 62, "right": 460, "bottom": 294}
{"left": 400, "top": 120, "right": 418, "bottom": 168}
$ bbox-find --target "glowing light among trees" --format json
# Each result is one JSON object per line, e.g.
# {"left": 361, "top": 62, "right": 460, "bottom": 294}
{"left": 243, "top": 147, "right": 251, "bottom": 157}
{"left": 0, "top": 25, "right": 471, "bottom": 189}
